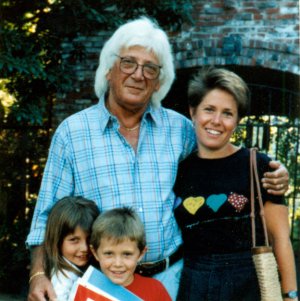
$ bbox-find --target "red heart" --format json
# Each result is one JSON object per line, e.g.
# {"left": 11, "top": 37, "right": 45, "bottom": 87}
{"left": 228, "top": 193, "right": 249, "bottom": 212}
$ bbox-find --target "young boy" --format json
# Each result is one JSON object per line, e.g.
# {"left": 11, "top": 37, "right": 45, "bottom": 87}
{"left": 90, "top": 207, "right": 171, "bottom": 301}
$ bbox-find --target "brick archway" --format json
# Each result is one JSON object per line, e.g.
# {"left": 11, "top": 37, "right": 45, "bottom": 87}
{"left": 163, "top": 66, "right": 300, "bottom": 119}
{"left": 170, "top": 0, "right": 299, "bottom": 75}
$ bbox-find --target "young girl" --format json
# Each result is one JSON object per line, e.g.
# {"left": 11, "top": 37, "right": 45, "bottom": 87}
{"left": 43, "top": 196, "right": 100, "bottom": 301}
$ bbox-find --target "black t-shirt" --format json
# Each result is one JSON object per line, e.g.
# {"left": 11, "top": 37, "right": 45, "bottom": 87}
{"left": 174, "top": 147, "right": 284, "bottom": 257}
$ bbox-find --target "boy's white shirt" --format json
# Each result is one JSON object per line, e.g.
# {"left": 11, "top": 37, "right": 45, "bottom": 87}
{"left": 51, "top": 257, "right": 83, "bottom": 301}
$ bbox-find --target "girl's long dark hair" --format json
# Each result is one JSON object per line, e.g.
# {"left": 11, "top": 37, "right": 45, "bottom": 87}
{"left": 43, "top": 196, "right": 99, "bottom": 278}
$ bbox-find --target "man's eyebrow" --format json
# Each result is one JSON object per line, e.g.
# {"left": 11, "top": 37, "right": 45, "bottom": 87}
{"left": 121, "top": 55, "right": 158, "bottom": 65}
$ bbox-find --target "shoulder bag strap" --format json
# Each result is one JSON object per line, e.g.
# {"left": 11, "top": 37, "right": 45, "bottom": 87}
{"left": 250, "top": 148, "right": 270, "bottom": 248}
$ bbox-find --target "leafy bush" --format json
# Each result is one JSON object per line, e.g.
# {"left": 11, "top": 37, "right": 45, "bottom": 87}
{"left": 0, "top": 129, "right": 49, "bottom": 293}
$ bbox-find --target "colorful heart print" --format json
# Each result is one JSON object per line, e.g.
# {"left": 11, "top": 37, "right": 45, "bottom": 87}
{"left": 228, "top": 192, "right": 249, "bottom": 212}
{"left": 183, "top": 196, "right": 205, "bottom": 215}
{"left": 206, "top": 194, "right": 227, "bottom": 212}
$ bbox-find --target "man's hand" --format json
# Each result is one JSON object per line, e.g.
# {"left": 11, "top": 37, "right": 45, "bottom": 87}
{"left": 28, "top": 274, "right": 57, "bottom": 301}
{"left": 262, "top": 160, "right": 289, "bottom": 195}
{"left": 27, "top": 246, "right": 57, "bottom": 301}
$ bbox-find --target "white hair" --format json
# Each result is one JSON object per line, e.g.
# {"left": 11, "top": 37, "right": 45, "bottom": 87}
{"left": 94, "top": 17, "right": 175, "bottom": 107}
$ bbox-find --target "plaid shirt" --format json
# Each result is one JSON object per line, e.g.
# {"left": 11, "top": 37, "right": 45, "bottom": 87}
{"left": 26, "top": 98, "right": 196, "bottom": 262}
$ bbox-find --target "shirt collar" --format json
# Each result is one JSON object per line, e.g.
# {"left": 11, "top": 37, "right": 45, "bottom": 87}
{"left": 97, "top": 95, "right": 114, "bottom": 133}
{"left": 143, "top": 102, "right": 162, "bottom": 127}
{"left": 62, "top": 257, "right": 83, "bottom": 274}
{"left": 97, "top": 95, "right": 162, "bottom": 132}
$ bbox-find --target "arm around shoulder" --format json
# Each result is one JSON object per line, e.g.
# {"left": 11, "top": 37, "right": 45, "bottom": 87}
{"left": 262, "top": 161, "right": 289, "bottom": 195}
{"left": 27, "top": 245, "right": 57, "bottom": 301}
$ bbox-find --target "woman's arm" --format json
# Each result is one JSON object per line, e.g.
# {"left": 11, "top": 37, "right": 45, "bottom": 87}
{"left": 264, "top": 202, "right": 298, "bottom": 301}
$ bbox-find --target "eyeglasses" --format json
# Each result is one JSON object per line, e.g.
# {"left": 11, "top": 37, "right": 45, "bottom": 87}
{"left": 116, "top": 55, "right": 161, "bottom": 80}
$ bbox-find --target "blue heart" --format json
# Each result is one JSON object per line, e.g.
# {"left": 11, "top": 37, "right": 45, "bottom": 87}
{"left": 206, "top": 194, "right": 227, "bottom": 212}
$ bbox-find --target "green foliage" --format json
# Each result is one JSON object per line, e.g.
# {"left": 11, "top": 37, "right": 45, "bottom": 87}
{"left": 0, "top": 129, "right": 49, "bottom": 293}
{"left": 0, "top": 0, "right": 193, "bottom": 293}
{"left": 0, "top": 0, "right": 193, "bottom": 126}
{"left": 0, "top": 209, "right": 31, "bottom": 293}
{"left": 232, "top": 116, "right": 300, "bottom": 253}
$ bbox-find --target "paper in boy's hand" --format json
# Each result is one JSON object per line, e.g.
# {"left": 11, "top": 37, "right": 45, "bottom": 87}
{"left": 72, "top": 283, "right": 119, "bottom": 301}
{"left": 68, "top": 266, "right": 143, "bottom": 301}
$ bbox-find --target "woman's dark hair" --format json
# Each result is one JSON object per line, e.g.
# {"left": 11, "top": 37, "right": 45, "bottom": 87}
{"left": 188, "top": 67, "right": 250, "bottom": 120}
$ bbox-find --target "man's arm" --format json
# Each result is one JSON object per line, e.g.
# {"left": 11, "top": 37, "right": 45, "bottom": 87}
{"left": 262, "top": 161, "right": 289, "bottom": 195}
{"left": 27, "top": 121, "right": 74, "bottom": 301}
{"left": 27, "top": 246, "right": 57, "bottom": 301}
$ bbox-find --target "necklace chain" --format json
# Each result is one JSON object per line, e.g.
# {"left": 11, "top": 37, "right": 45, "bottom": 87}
{"left": 120, "top": 123, "right": 140, "bottom": 131}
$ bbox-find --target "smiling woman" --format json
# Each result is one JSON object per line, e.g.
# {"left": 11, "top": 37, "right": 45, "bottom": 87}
{"left": 190, "top": 88, "right": 239, "bottom": 158}
{"left": 174, "top": 67, "right": 298, "bottom": 301}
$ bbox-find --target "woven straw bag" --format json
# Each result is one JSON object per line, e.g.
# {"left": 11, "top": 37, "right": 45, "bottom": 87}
{"left": 250, "top": 148, "right": 282, "bottom": 301}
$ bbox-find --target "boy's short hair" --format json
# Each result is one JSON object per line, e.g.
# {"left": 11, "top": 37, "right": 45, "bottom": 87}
{"left": 90, "top": 207, "right": 146, "bottom": 252}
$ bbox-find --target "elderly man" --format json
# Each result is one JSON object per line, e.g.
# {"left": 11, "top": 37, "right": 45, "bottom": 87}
{"left": 27, "top": 17, "right": 288, "bottom": 301}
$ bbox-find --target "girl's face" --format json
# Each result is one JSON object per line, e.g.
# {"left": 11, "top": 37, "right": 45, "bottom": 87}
{"left": 91, "top": 237, "right": 146, "bottom": 287}
{"left": 190, "top": 88, "right": 239, "bottom": 158}
{"left": 61, "top": 226, "right": 90, "bottom": 267}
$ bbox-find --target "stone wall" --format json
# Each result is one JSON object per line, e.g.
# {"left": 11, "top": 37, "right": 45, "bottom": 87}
{"left": 53, "top": 0, "right": 299, "bottom": 127}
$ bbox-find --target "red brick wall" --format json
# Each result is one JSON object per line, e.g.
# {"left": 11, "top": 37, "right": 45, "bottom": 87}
{"left": 54, "top": 0, "right": 299, "bottom": 127}
{"left": 171, "top": 0, "right": 299, "bottom": 71}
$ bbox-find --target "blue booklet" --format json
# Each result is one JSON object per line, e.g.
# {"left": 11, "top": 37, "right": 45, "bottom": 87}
{"left": 69, "top": 265, "right": 143, "bottom": 301}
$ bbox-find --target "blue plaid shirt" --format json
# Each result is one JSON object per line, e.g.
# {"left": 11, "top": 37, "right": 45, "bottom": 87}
{"left": 26, "top": 97, "right": 196, "bottom": 262}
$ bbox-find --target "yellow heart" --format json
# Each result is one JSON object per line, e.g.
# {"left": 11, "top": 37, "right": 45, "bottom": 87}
{"left": 183, "top": 196, "right": 205, "bottom": 215}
